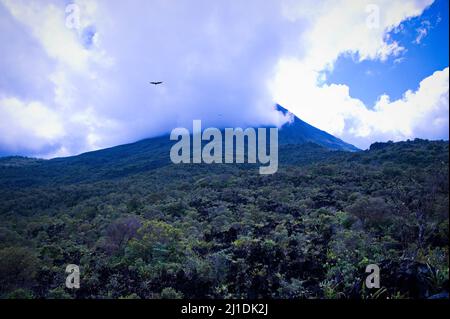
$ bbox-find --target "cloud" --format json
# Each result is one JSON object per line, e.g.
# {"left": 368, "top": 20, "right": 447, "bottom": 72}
{"left": 414, "top": 23, "right": 430, "bottom": 44}
{"left": 0, "top": 0, "right": 447, "bottom": 156}
{"left": 1, "top": 0, "right": 298, "bottom": 157}
{"left": 279, "top": 66, "right": 449, "bottom": 149}
{"left": 0, "top": 97, "right": 65, "bottom": 154}
{"left": 370, "top": 67, "right": 449, "bottom": 142}
{"left": 273, "top": 0, "right": 448, "bottom": 149}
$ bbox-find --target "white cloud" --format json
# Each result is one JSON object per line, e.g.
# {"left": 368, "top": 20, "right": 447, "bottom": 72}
{"left": 273, "top": 0, "right": 448, "bottom": 149}
{"left": 273, "top": 61, "right": 448, "bottom": 148}
{"left": 0, "top": 0, "right": 447, "bottom": 156}
{"left": 279, "top": 0, "right": 431, "bottom": 69}
{"left": 1, "top": 0, "right": 297, "bottom": 157}
{"left": 370, "top": 67, "right": 449, "bottom": 141}
{"left": 2, "top": 0, "right": 88, "bottom": 71}
{"left": 414, "top": 25, "right": 429, "bottom": 44}
{"left": 0, "top": 97, "right": 65, "bottom": 153}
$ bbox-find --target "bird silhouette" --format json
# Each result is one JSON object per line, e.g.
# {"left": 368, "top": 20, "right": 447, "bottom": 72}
{"left": 149, "top": 81, "right": 163, "bottom": 85}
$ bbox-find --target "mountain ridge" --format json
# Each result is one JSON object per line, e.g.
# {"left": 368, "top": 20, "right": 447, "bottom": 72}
{"left": 0, "top": 104, "right": 359, "bottom": 164}
{"left": 275, "top": 104, "right": 359, "bottom": 151}
{"left": 0, "top": 105, "right": 360, "bottom": 186}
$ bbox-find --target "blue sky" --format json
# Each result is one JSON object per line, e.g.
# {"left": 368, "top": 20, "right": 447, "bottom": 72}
{"left": 0, "top": 0, "right": 448, "bottom": 157}
{"left": 326, "top": 0, "right": 449, "bottom": 107}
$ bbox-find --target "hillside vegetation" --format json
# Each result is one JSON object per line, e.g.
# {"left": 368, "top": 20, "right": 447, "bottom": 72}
{"left": 0, "top": 139, "right": 448, "bottom": 299}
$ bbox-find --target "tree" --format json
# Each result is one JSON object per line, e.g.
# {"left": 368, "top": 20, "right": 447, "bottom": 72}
{"left": 0, "top": 247, "right": 39, "bottom": 295}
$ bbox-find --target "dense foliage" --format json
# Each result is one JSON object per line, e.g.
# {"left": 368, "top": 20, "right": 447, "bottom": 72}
{"left": 0, "top": 139, "right": 448, "bottom": 299}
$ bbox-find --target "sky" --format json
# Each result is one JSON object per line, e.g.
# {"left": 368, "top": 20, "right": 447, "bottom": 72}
{"left": 326, "top": 0, "right": 449, "bottom": 107}
{"left": 0, "top": 0, "right": 448, "bottom": 158}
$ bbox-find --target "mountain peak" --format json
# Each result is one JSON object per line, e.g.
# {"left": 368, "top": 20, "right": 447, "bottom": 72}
{"left": 275, "top": 104, "right": 359, "bottom": 152}
{"left": 275, "top": 104, "right": 290, "bottom": 115}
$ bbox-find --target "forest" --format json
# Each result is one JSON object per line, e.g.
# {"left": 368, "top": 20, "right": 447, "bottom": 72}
{"left": 0, "top": 138, "right": 448, "bottom": 299}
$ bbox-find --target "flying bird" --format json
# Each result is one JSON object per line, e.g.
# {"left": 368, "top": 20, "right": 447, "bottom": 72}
{"left": 149, "top": 81, "right": 163, "bottom": 85}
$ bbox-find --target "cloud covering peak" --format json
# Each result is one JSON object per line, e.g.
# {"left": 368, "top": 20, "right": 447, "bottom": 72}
{"left": 0, "top": 0, "right": 448, "bottom": 157}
